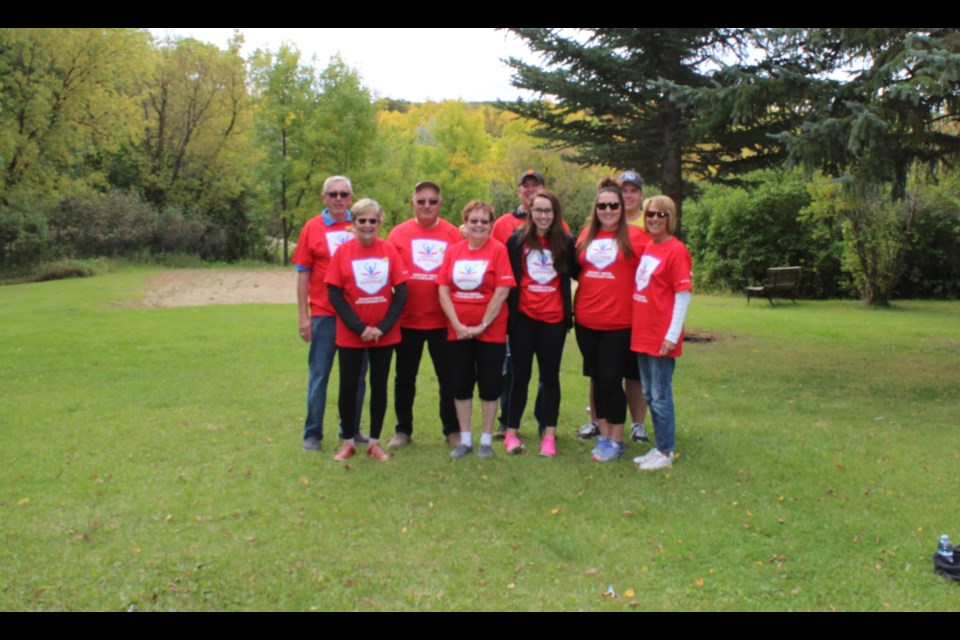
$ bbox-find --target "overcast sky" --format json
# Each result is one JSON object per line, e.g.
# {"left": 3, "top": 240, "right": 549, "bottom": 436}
{"left": 148, "top": 28, "right": 540, "bottom": 103}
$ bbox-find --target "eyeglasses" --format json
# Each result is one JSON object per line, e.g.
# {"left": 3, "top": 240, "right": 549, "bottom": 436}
{"left": 415, "top": 198, "right": 440, "bottom": 206}
{"left": 645, "top": 210, "right": 669, "bottom": 219}
{"left": 325, "top": 191, "right": 351, "bottom": 199}
{"left": 355, "top": 217, "right": 379, "bottom": 225}
{"left": 467, "top": 218, "right": 491, "bottom": 225}
{"left": 532, "top": 207, "right": 553, "bottom": 215}
{"left": 596, "top": 202, "right": 621, "bottom": 211}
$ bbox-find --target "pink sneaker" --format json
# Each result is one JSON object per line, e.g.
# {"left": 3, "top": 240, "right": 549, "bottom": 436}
{"left": 539, "top": 436, "right": 557, "bottom": 457}
{"left": 505, "top": 434, "right": 525, "bottom": 455}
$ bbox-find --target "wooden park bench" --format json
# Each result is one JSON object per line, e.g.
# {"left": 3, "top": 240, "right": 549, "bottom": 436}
{"left": 744, "top": 266, "right": 801, "bottom": 306}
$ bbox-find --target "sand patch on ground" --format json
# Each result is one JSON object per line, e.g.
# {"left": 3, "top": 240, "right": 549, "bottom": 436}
{"left": 143, "top": 268, "right": 295, "bottom": 307}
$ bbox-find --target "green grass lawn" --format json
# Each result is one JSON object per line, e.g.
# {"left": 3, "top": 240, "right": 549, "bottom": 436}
{"left": 1, "top": 267, "right": 958, "bottom": 611}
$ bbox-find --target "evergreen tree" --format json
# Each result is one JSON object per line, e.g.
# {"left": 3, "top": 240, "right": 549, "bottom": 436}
{"left": 501, "top": 28, "right": 755, "bottom": 231}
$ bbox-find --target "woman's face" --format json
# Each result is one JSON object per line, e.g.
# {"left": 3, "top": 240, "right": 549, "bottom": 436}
{"left": 531, "top": 196, "right": 554, "bottom": 236}
{"left": 595, "top": 191, "right": 622, "bottom": 231}
{"left": 354, "top": 211, "right": 381, "bottom": 245}
{"left": 644, "top": 204, "right": 671, "bottom": 242}
{"left": 464, "top": 208, "right": 492, "bottom": 242}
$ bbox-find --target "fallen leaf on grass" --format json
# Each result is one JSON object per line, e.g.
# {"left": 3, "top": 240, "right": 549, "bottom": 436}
{"left": 835, "top": 464, "right": 846, "bottom": 471}
{"left": 299, "top": 476, "right": 309, "bottom": 486}
{"left": 695, "top": 577, "right": 704, "bottom": 588}
{"left": 622, "top": 510, "right": 635, "bottom": 517}
{"left": 585, "top": 568, "right": 599, "bottom": 576}
{"left": 624, "top": 588, "right": 635, "bottom": 598}
{"left": 506, "top": 583, "right": 515, "bottom": 590}
{"left": 17, "top": 497, "right": 29, "bottom": 505}
{"left": 550, "top": 508, "right": 560, "bottom": 516}
{"left": 628, "top": 600, "right": 640, "bottom": 608}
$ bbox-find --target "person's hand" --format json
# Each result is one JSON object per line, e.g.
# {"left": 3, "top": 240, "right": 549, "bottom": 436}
{"left": 299, "top": 318, "right": 312, "bottom": 343}
{"left": 660, "top": 339, "right": 676, "bottom": 356}
{"left": 361, "top": 326, "right": 383, "bottom": 343}
{"left": 454, "top": 323, "right": 472, "bottom": 340}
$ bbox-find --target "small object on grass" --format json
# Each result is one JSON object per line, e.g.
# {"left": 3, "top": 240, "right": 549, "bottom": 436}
{"left": 933, "top": 534, "right": 960, "bottom": 583}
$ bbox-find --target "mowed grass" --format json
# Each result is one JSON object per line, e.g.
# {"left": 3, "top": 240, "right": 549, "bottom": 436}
{"left": 1, "top": 267, "right": 958, "bottom": 611}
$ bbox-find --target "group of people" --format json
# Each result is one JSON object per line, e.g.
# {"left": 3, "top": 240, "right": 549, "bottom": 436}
{"left": 294, "top": 170, "right": 691, "bottom": 471}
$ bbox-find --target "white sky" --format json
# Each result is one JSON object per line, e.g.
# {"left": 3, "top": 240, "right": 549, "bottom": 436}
{"left": 148, "top": 28, "right": 540, "bottom": 103}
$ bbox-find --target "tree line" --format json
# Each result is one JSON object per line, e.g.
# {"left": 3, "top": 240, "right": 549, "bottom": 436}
{"left": 2, "top": 28, "right": 958, "bottom": 303}
{"left": 0, "top": 28, "right": 606, "bottom": 273}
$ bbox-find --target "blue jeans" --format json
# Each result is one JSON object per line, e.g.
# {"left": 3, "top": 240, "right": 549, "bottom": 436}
{"left": 636, "top": 353, "right": 677, "bottom": 454}
{"left": 303, "top": 315, "right": 366, "bottom": 441}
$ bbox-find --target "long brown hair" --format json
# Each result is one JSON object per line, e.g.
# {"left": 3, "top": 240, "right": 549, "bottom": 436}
{"left": 516, "top": 191, "right": 570, "bottom": 275}
{"left": 577, "top": 178, "right": 634, "bottom": 261}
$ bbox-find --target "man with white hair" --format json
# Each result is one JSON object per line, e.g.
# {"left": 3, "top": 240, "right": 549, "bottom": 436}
{"left": 294, "top": 176, "right": 366, "bottom": 451}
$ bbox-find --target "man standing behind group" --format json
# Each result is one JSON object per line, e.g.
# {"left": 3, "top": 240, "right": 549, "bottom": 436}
{"left": 295, "top": 176, "right": 365, "bottom": 451}
{"left": 386, "top": 181, "right": 464, "bottom": 449}
{"left": 492, "top": 169, "right": 545, "bottom": 245}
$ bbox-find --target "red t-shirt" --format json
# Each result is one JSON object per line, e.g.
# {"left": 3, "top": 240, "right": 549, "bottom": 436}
{"left": 437, "top": 238, "right": 516, "bottom": 343}
{"left": 492, "top": 211, "right": 528, "bottom": 245}
{"left": 517, "top": 242, "right": 564, "bottom": 324}
{"left": 386, "top": 217, "right": 463, "bottom": 330}
{"left": 631, "top": 237, "right": 693, "bottom": 358}
{"left": 324, "top": 237, "right": 410, "bottom": 349}
{"left": 292, "top": 214, "right": 355, "bottom": 317}
{"left": 574, "top": 226, "right": 648, "bottom": 330}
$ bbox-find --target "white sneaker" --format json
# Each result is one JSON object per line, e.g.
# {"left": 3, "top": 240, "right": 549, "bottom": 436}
{"left": 630, "top": 422, "right": 649, "bottom": 442}
{"left": 638, "top": 451, "right": 673, "bottom": 471}
{"left": 632, "top": 449, "right": 658, "bottom": 465}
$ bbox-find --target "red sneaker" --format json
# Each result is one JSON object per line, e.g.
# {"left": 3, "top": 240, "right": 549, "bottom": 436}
{"left": 333, "top": 443, "right": 356, "bottom": 461}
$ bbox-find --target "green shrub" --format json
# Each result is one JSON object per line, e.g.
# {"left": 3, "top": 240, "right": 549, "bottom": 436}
{"left": 31, "top": 259, "right": 94, "bottom": 282}
{"left": 684, "top": 169, "right": 847, "bottom": 297}
{"left": 0, "top": 205, "right": 52, "bottom": 267}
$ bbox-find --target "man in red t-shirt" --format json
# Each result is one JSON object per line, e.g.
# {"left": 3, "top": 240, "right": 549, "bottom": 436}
{"left": 385, "top": 181, "right": 464, "bottom": 449}
{"left": 293, "top": 175, "right": 366, "bottom": 451}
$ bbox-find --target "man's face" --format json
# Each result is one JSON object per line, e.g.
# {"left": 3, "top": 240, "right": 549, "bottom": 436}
{"left": 622, "top": 183, "right": 643, "bottom": 214}
{"left": 322, "top": 180, "right": 352, "bottom": 220}
{"left": 412, "top": 187, "right": 442, "bottom": 226}
{"left": 517, "top": 177, "right": 543, "bottom": 211}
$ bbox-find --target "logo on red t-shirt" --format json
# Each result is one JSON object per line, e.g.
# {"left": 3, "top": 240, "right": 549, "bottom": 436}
{"left": 585, "top": 239, "right": 617, "bottom": 270}
{"left": 452, "top": 260, "right": 487, "bottom": 291}
{"left": 635, "top": 255, "right": 661, "bottom": 293}
{"left": 351, "top": 258, "right": 389, "bottom": 294}
{"left": 326, "top": 230, "right": 354, "bottom": 256}
{"left": 526, "top": 249, "right": 557, "bottom": 284}
{"left": 411, "top": 239, "right": 447, "bottom": 272}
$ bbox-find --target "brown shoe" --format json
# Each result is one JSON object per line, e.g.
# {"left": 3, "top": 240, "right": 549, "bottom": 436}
{"left": 445, "top": 432, "right": 462, "bottom": 448}
{"left": 387, "top": 432, "right": 411, "bottom": 450}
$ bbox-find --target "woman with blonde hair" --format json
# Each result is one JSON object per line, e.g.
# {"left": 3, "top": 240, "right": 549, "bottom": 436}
{"left": 631, "top": 195, "right": 692, "bottom": 470}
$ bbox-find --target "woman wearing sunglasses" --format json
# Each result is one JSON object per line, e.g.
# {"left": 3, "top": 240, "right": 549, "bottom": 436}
{"left": 325, "top": 199, "right": 410, "bottom": 462}
{"left": 438, "top": 201, "right": 516, "bottom": 460}
{"left": 631, "top": 195, "right": 692, "bottom": 471}
{"left": 574, "top": 179, "right": 650, "bottom": 462}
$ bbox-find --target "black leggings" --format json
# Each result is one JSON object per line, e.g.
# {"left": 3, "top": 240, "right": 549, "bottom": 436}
{"left": 338, "top": 345, "right": 394, "bottom": 440}
{"left": 507, "top": 312, "right": 566, "bottom": 429}
{"left": 448, "top": 339, "right": 506, "bottom": 401}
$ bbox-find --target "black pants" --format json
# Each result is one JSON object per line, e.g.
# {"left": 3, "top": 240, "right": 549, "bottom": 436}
{"left": 393, "top": 327, "right": 458, "bottom": 437}
{"left": 448, "top": 340, "right": 506, "bottom": 401}
{"left": 574, "top": 324, "right": 631, "bottom": 425}
{"left": 338, "top": 345, "right": 394, "bottom": 441}
{"left": 507, "top": 312, "right": 566, "bottom": 430}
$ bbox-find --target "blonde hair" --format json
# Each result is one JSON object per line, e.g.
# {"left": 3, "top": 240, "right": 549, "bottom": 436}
{"left": 642, "top": 195, "right": 677, "bottom": 235}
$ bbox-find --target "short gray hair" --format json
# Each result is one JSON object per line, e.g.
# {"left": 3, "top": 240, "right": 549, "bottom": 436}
{"left": 322, "top": 175, "right": 353, "bottom": 194}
